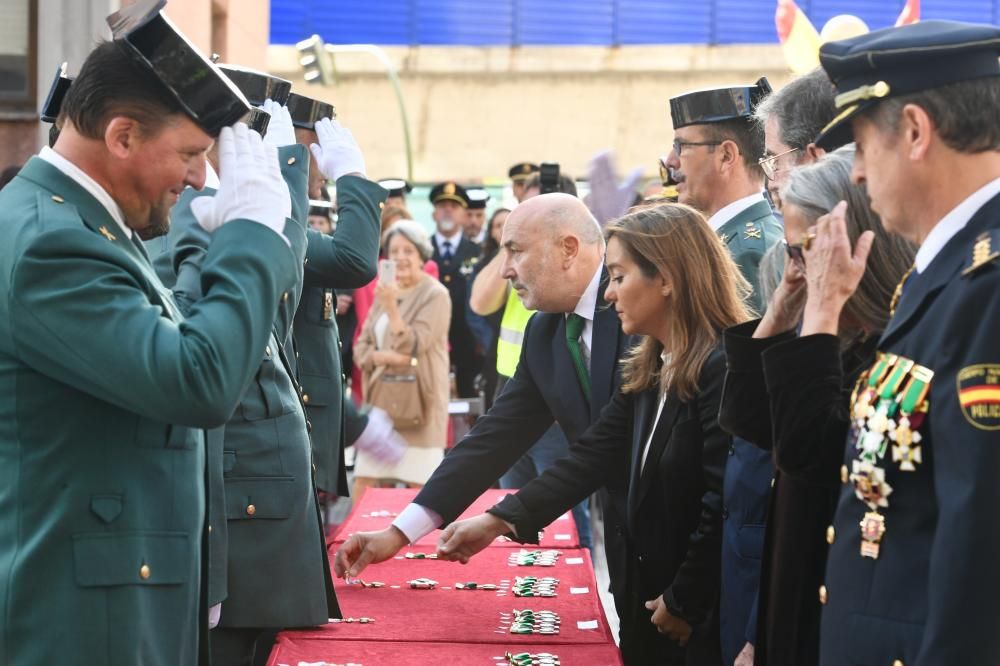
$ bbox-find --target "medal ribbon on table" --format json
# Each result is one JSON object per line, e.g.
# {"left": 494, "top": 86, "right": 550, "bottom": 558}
{"left": 847, "top": 353, "right": 934, "bottom": 559}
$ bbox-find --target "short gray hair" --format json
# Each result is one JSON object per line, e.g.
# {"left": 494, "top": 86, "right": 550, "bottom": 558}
{"left": 383, "top": 219, "right": 434, "bottom": 261}
{"left": 868, "top": 77, "right": 1000, "bottom": 153}
{"left": 757, "top": 242, "right": 785, "bottom": 309}
{"left": 782, "top": 145, "right": 916, "bottom": 334}
{"left": 755, "top": 68, "right": 838, "bottom": 151}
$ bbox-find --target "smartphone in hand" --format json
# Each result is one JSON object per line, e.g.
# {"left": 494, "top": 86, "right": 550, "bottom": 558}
{"left": 378, "top": 258, "right": 397, "bottom": 284}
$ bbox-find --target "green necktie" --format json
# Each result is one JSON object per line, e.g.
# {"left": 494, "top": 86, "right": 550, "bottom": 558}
{"left": 565, "top": 313, "right": 591, "bottom": 395}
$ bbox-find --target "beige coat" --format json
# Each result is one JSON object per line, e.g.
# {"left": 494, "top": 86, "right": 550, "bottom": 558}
{"left": 355, "top": 274, "right": 451, "bottom": 448}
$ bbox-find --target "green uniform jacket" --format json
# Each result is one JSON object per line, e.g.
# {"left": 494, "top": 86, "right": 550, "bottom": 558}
{"left": 716, "top": 199, "right": 783, "bottom": 314}
{"left": 295, "top": 176, "right": 384, "bottom": 495}
{"left": 0, "top": 158, "right": 297, "bottom": 666}
{"left": 166, "top": 145, "right": 339, "bottom": 628}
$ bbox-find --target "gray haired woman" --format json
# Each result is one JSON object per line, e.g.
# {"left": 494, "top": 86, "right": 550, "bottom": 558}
{"left": 718, "top": 145, "right": 916, "bottom": 666}
{"left": 353, "top": 220, "right": 452, "bottom": 498}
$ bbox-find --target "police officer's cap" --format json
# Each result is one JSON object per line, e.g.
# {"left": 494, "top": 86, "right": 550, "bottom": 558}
{"left": 379, "top": 179, "right": 412, "bottom": 198}
{"left": 429, "top": 181, "right": 469, "bottom": 207}
{"left": 107, "top": 0, "right": 251, "bottom": 137}
{"left": 508, "top": 162, "right": 539, "bottom": 182}
{"left": 669, "top": 78, "right": 772, "bottom": 129}
{"left": 218, "top": 64, "right": 293, "bottom": 107}
{"left": 40, "top": 63, "right": 73, "bottom": 124}
{"left": 287, "top": 92, "right": 336, "bottom": 130}
{"left": 816, "top": 20, "right": 1000, "bottom": 149}
{"left": 466, "top": 188, "right": 490, "bottom": 210}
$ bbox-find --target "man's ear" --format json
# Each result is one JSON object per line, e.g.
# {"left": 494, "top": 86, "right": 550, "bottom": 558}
{"left": 901, "top": 103, "right": 934, "bottom": 162}
{"left": 560, "top": 234, "right": 581, "bottom": 263}
{"left": 804, "top": 143, "right": 826, "bottom": 163}
{"left": 104, "top": 116, "right": 140, "bottom": 159}
{"left": 718, "top": 139, "right": 741, "bottom": 173}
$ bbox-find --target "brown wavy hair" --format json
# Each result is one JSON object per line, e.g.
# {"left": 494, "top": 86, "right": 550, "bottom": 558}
{"left": 606, "top": 203, "right": 752, "bottom": 400}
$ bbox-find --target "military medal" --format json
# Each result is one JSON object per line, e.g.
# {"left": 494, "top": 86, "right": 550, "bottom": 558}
{"left": 405, "top": 552, "right": 438, "bottom": 559}
{"left": 500, "top": 651, "right": 561, "bottom": 666}
{"left": 322, "top": 290, "right": 334, "bottom": 320}
{"left": 502, "top": 609, "right": 561, "bottom": 635}
{"left": 408, "top": 577, "right": 438, "bottom": 589}
{"left": 347, "top": 579, "right": 385, "bottom": 589}
{"left": 455, "top": 581, "right": 499, "bottom": 591}
{"left": 508, "top": 549, "right": 561, "bottom": 567}
{"left": 889, "top": 364, "right": 933, "bottom": 471}
{"left": 330, "top": 616, "right": 375, "bottom": 624}
{"left": 512, "top": 576, "right": 559, "bottom": 597}
{"left": 859, "top": 511, "right": 886, "bottom": 559}
{"left": 849, "top": 460, "right": 893, "bottom": 509}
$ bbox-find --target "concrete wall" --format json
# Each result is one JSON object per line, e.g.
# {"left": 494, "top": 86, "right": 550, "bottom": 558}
{"left": 267, "top": 44, "right": 794, "bottom": 184}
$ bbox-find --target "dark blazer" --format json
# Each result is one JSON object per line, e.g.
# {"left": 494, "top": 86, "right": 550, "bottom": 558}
{"left": 413, "top": 269, "right": 632, "bottom": 601}
{"left": 720, "top": 321, "right": 878, "bottom": 666}
{"left": 295, "top": 177, "right": 384, "bottom": 496}
{"left": 0, "top": 157, "right": 298, "bottom": 666}
{"left": 817, "top": 194, "right": 1000, "bottom": 665}
{"left": 490, "top": 348, "right": 729, "bottom": 665}
{"left": 431, "top": 234, "right": 483, "bottom": 396}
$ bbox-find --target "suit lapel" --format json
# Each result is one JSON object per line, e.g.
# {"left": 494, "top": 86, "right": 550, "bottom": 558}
{"left": 626, "top": 390, "right": 655, "bottom": 525}
{"left": 589, "top": 270, "right": 620, "bottom": 417}
{"left": 881, "top": 194, "right": 1000, "bottom": 345}
{"left": 635, "top": 395, "right": 682, "bottom": 514}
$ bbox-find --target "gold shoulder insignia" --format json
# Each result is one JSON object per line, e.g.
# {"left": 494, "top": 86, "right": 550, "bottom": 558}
{"left": 98, "top": 226, "right": 117, "bottom": 242}
{"left": 962, "top": 232, "right": 999, "bottom": 277}
{"left": 744, "top": 225, "right": 762, "bottom": 240}
{"left": 718, "top": 232, "right": 729, "bottom": 245}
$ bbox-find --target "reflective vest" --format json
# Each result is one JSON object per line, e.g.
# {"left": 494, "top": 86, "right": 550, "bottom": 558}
{"left": 496, "top": 289, "right": 535, "bottom": 378}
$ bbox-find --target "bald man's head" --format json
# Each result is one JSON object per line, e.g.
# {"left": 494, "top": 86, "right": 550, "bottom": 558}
{"left": 500, "top": 193, "right": 605, "bottom": 313}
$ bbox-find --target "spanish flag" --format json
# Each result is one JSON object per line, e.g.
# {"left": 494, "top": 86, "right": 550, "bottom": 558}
{"left": 959, "top": 385, "right": 1000, "bottom": 408}
{"left": 895, "top": 0, "right": 920, "bottom": 27}
{"left": 776, "top": 0, "right": 821, "bottom": 74}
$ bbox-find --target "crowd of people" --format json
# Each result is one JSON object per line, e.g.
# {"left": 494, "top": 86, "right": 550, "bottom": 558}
{"left": 0, "top": 0, "right": 998, "bottom": 664}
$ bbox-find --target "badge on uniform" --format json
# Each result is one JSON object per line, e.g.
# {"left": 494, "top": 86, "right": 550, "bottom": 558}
{"left": 323, "top": 290, "right": 334, "bottom": 320}
{"left": 743, "top": 222, "right": 762, "bottom": 240}
{"left": 957, "top": 364, "right": 1000, "bottom": 430}
{"left": 961, "top": 231, "right": 999, "bottom": 277}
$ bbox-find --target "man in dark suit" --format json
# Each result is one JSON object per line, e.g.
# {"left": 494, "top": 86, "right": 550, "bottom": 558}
{"left": 0, "top": 8, "right": 298, "bottom": 663}
{"left": 804, "top": 20, "right": 1000, "bottom": 664}
{"left": 335, "top": 192, "right": 632, "bottom": 619}
{"left": 429, "top": 181, "right": 484, "bottom": 397}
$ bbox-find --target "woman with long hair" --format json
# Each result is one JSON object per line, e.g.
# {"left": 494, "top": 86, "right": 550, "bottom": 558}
{"left": 435, "top": 203, "right": 752, "bottom": 664}
{"left": 719, "top": 145, "right": 916, "bottom": 665}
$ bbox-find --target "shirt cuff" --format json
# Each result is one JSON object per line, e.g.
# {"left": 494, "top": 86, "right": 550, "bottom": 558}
{"left": 392, "top": 503, "right": 443, "bottom": 544}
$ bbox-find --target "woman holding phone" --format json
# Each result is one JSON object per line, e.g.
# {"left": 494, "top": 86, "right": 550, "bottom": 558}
{"left": 435, "top": 203, "right": 751, "bottom": 664}
{"left": 353, "top": 220, "right": 452, "bottom": 498}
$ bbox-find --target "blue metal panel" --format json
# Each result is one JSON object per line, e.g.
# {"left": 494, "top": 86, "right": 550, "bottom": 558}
{"left": 268, "top": 0, "right": 1000, "bottom": 47}
{"left": 515, "top": 0, "right": 616, "bottom": 45}
{"left": 415, "top": 0, "right": 512, "bottom": 45}
{"left": 715, "top": 0, "right": 777, "bottom": 44}
{"left": 616, "top": 0, "right": 712, "bottom": 44}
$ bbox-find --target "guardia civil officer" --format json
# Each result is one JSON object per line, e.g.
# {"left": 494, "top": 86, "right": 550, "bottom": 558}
{"left": 802, "top": 20, "right": 1000, "bottom": 665}
{"left": 665, "top": 79, "right": 782, "bottom": 665}
{"left": 0, "top": 2, "right": 298, "bottom": 663}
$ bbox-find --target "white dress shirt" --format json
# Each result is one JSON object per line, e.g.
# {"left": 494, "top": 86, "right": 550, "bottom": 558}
{"left": 640, "top": 354, "right": 671, "bottom": 472}
{"left": 434, "top": 229, "right": 465, "bottom": 256}
{"left": 914, "top": 176, "right": 1000, "bottom": 273}
{"left": 393, "top": 261, "right": 606, "bottom": 543}
{"left": 38, "top": 146, "right": 132, "bottom": 240}
{"left": 706, "top": 192, "right": 767, "bottom": 232}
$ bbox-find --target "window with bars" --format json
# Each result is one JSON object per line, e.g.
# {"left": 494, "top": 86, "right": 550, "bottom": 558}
{"left": 0, "top": 0, "right": 36, "bottom": 111}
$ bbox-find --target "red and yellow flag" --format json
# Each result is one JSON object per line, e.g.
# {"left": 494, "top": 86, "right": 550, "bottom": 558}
{"left": 896, "top": 0, "right": 921, "bottom": 27}
{"left": 776, "top": 0, "right": 821, "bottom": 74}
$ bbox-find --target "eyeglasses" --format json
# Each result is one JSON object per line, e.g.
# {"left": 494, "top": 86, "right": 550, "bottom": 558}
{"left": 782, "top": 238, "right": 805, "bottom": 265}
{"left": 758, "top": 147, "right": 801, "bottom": 180}
{"left": 672, "top": 139, "right": 722, "bottom": 156}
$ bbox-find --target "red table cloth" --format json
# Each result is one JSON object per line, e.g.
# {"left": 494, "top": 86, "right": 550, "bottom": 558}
{"left": 330, "top": 488, "right": 580, "bottom": 550}
{"left": 266, "top": 637, "right": 624, "bottom": 666}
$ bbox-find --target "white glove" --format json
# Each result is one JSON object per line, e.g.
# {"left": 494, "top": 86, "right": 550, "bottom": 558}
{"left": 260, "top": 98, "right": 296, "bottom": 148}
{"left": 190, "top": 123, "right": 291, "bottom": 238}
{"left": 584, "top": 150, "right": 644, "bottom": 226}
{"left": 309, "top": 117, "right": 366, "bottom": 181}
{"left": 352, "top": 406, "right": 407, "bottom": 465}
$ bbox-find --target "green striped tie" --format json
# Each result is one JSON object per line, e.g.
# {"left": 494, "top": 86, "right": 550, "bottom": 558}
{"left": 565, "top": 313, "right": 591, "bottom": 395}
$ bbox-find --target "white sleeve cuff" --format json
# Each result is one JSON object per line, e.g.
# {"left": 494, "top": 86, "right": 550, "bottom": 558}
{"left": 392, "top": 503, "right": 443, "bottom": 544}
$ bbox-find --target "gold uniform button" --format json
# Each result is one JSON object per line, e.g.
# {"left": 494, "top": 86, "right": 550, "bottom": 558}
{"left": 893, "top": 661, "right": 904, "bottom": 666}
{"left": 841, "top": 465, "right": 849, "bottom": 484}
{"left": 265, "top": 346, "right": 272, "bottom": 357}
{"left": 770, "top": 477, "right": 775, "bottom": 488}
{"left": 826, "top": 525, "right": 835, "bottom": 544}
{"left": 303, "top": 394, "right": 310, "bottom": 404}
{"left": 818, "top": 585, "right": 828, "bottom": 605}
{"left": 51, "top": 194, "right": 65, "bottom": 204}
{"left": 287, "top": 157, "right": 296, "bottom": 166}
{"left": 379, "top": 201, "right": 385, "bottom": 210}
{"left": 282, "top": 292, "right": 289, "bottom": 302}
{"left": 139, "top": 564, "right": 151, "bottom": 580}
{"left": 246, "top": 504, "right": 256, "bottom": 517}
{"left": 208, "top": 524, "right": 213, "bottom": 533}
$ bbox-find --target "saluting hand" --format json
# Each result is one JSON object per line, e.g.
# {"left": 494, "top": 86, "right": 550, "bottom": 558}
{"left": 260, "top": 98, "right": 296, "bottom": 148}
{"left": 334, "top": 526, "right": 409, "bottom": 578}
{"left": 754, "top": 254, "right": 807, "bottom": 338}
{"left": 310, "top": 117, "right": 366, "bottom": 181}
{"left": 436, "top": 514, "right": 510, "bottom": 564}
{"left": 645, "top": 595, "right": 693, "bottom": 646}
{"left": 190, "top": 123, "right": 290, "bottom": 237}
{"left": 801, "top": 201, "right": 874, "bottom": 336}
